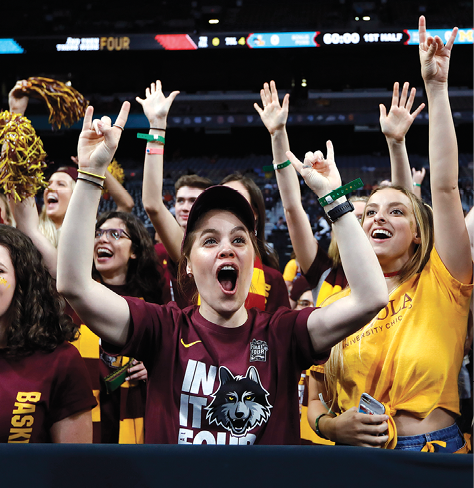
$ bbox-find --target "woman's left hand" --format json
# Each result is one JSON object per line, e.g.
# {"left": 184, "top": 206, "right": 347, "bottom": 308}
{"left": 419, "top": 15, "right": 457, "bottom": 85}
{"left": 77, "top": 102, "right": 130, "bottom": 175}
{"left": 126, "top": 359, "right": 147, "bottom": 382}
{"left": 379, "top": 82, "right": 425, "bottom": 142}
{"left": 286, "top": 140, "right": 341, "bottom": 198}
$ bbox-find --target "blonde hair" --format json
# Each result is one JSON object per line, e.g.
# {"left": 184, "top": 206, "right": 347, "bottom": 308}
{"left": 39, "top": 175, "right": 76, "bottom": 247}
{"left": 327, "top": 195, "right": 369, "bottom": 269}
{"left": 39, "top": 209, "right": 59, "bottom": 248}
{"left": 323, "top": 186, "right": 434, "bottom": 408}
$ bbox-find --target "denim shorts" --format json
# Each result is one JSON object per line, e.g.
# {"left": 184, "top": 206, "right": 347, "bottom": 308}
{"left": 395, "top": 423, "right": 466, "bottom": 453}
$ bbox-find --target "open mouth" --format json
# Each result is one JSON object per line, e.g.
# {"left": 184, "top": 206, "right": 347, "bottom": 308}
{"left": 231, "top": 419, "right": 248, "bottom": 433}
{"left": 46, "top": 194, "right": 58, "bottom": 205}
{"left": 217, "top": 265, "right": 238, "bottom": 293}
{"left": 97, "top": 247, "right": 113, "bottom": 259}
{"left": 371, "top": 229, "right": 392, "bottom": 240}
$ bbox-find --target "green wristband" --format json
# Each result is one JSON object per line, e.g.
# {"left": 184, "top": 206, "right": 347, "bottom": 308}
{"left": 263, "top": 160, "right": 292, "bottom": 172}
{"left": 315, "top": 413, "right": 329, "bottom": 440}
{"left": 318, "top": 178, "right": 364, "bottom": 207}
{"left": 137, "top": 133, "right": 165, "bottom": 144}
{"left": 413, "top": 182, "right": 421, "bottom": 187}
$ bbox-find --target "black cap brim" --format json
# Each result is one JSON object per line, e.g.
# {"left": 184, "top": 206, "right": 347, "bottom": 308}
{"left": 182, "top": 185, "right": 255, "bottom": 251}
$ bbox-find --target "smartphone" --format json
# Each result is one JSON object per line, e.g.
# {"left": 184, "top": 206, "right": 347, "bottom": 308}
{"left": 358, "top": 392, "right": 385, "bottom": 415}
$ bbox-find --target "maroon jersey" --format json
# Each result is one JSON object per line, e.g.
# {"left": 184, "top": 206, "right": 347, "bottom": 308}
{"left": 0, "top": 342, "right": 96, "bottom": 443}
{"left": 104, "top": 299, "right": 329, "bottom": 445}
{"left": 263, "top": 264, "right": 290, "bottom": 312}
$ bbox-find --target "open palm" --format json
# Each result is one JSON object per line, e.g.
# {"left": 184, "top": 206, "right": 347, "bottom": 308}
{"left": 254, "top": 80, "right": 289, "bottom": 135}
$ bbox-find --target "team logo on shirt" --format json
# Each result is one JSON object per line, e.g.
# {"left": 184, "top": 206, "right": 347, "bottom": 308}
{"left": 249, "top": 338, "right": 268, "bottom": 362}
{"left": 205, "top": 366, "right": 272, "bottom": 437}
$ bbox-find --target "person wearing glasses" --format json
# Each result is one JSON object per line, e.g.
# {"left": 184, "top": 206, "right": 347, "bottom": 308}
{"left": 70, "top": 210, "right": 164, "bottom": 443}
{"left": 56, "top": 98, "right": 387, "bottom": 444}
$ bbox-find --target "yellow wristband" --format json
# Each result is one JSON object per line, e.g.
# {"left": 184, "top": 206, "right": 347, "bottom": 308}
{"left": 77, "top": 169, "right": 106, "bottom": 180}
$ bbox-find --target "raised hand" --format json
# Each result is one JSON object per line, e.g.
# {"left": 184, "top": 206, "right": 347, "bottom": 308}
{"left": 412, "top": 166, "right": 426, "bottom": 186}
{"left": 8, "top": 80, "right": 30, "bottom": 115}
{"left": 254, "top": 80, "right": 290, "bottom": 135}
{"left": 77, "top": 102, "right": 130, "bottom": 174}
{"left": 286, "top": 140, "right": 341, "bottom": 197}
{"left": 419, "top": 15, "right": 458, "bottom": 84}
{"left": 380, "top": 82, "right": 425, "bottom": 142}
{"left": 136, "top": 81, "right": 179, "bottom": 125}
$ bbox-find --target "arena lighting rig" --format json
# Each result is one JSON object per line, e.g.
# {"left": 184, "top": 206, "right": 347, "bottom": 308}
{"left": 1, "top": 27, "right": 472, "bottom": 54}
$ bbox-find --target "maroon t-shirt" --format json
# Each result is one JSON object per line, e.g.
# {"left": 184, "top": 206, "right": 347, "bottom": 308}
{"left": 263, "top": 264, "right": 290, "bottom": 312}
{"left": 104, "top": 300, "right": 329, "bottom": 445}
{"left": 0, "top": 342, "right": 96, "bottom": 443}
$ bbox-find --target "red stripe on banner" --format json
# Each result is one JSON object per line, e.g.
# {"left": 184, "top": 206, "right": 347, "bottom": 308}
{"left": 154, "top": 34, "right": 198, "bottom": 50}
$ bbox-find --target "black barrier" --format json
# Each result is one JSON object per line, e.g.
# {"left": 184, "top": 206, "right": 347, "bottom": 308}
{"left": 0, "top": 444, "right": 471, "bottom": 488}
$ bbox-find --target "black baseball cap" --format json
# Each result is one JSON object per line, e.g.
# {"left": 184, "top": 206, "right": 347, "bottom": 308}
{"left": 182, "top": 185, "right": 256, "bottom": 250}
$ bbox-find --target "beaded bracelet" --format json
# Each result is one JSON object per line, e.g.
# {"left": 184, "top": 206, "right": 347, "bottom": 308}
{"left": 262, "top": 160, "right": 292, "bottom": 172}
{"left": 137, "top": 133, "right": 165, "bottom": 144}
{"left": 318, "top": 178, "right": 363, "bottom": 207}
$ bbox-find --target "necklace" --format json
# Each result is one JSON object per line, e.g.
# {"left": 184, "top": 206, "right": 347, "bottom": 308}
{"left": 384, "top": 270, "right": 400, "bottom": 278}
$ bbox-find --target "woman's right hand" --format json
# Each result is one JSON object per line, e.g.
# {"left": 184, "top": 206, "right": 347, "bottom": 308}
{"left": 136, "top": 80, "right": 179, "bottom": 126}
{"left": 322, "top": 407, "right": 389, "bottom": 447}
{"left": 8, "top": 80, "right": 30, "bottom": 116}
{"left": 286, "top": 141, "right": 341, "bottom": 198}
{"left": 254, "top": 80, "right": 289, "bottom": 135}
{"left": 77, "top": 102, "right": 130, "bottom": 175}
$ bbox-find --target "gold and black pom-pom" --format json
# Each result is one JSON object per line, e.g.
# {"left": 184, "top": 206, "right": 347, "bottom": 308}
{"left": 0, "top": 111, "right": 48, "bottom": 201}
{"left": 14, "top": 77, "right": 89, "bottom": 130}
{"left": 107, "top": 158, "right": 125, "bottom": 185}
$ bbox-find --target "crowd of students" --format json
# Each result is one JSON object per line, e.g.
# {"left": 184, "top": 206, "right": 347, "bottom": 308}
{"left": 0, "top": 17, "right": 472, "bottom": 452}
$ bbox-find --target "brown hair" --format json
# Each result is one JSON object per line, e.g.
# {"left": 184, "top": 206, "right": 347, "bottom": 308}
{"left": 175, "top": 174, "right": 213, "bottom": 193}
{"left": 178, "top": 210, "right": 260, "bottom": 304}
{"left": 94, "top": 212, "right": 163, "bottom": 304}
{"left": 0, "top": 225, "right": 79, "bottom": 357}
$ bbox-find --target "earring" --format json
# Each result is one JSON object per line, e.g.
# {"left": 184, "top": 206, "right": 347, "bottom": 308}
{"left": 187, "top": 272, "right": 193, "bottom": 278}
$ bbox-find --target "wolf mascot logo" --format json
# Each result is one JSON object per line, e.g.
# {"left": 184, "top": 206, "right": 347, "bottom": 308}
{"left": 205, "top": 366, "right": 272, "bottom": 437}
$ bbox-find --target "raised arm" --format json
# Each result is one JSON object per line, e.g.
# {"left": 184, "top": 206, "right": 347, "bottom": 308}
{"left": 57, "top": 103, "right": 132, "bottom": 346}
{"left": 287, "top": 145, "right": 388, "bottom": 352}
{"left": 137, "top": 81, "right": 182, "bottom": 263}
{"left": 10, "top": 196, "right": 59, "bottom": 278}
{"left": 419, "top": 16, "right": 471, "bottom": 283}
{"left": 8, "top": 80, "right": 30, "bottom": 116}
{"left": 70, "top": 155, "right": 134, "bottom": 212}
{"left": 379, "top": 81, "right": 425, "bottom": 191}
{"left": 255, "top": 81, "right": 317, "bottom": 273}
{"left": 411, "top": 166, "right": 426, "bottom": 199}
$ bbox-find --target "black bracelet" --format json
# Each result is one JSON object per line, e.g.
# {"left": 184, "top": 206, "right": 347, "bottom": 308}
{"left": 78, "top": 177, "right": 104, "bottom": 190}
{"left": 315, "top": 413, "right": 329, "bottom": 440}
{"left": 150, "top": 127, "right": 166, "bottom": 131}
{"left": 326, "top": 200, "right": 354, "bottom": 223}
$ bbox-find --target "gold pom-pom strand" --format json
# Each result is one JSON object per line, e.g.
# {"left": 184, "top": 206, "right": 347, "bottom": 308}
{"left": 17, "top": 77, "right": 89, "bottom": 130}
{"left": 0, "top": 111, "right": 48, "bottom": 202}
{"left": 107, "top": 158, "right": 125, "bottom": 185}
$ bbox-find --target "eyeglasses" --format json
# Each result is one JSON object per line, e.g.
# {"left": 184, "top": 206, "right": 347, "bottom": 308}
{"left": 94, "top": 228, "right": 132, "bottom": 241}
{"left": 296, "top": 299, "right": 314, "bottom": 308}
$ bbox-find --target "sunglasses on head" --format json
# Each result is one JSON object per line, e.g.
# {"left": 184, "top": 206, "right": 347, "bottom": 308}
{"left": 94, "top": 228, "right": 131, "bottom": 241}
